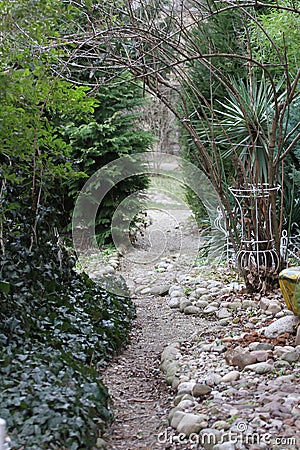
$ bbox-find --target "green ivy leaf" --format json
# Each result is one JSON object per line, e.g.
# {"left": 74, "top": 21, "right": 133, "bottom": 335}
{"left": 0, "top": 281, "right": 10, "bottom": 294}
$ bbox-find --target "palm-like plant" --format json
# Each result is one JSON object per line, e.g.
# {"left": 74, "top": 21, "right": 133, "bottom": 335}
{"left": 216, "top": 76, "right": 277, "bottom": 185}
{"left": 201, "top": 75, "right": 299, "bottom": 290}
{"left": 188, "top": 73, "right": 295, "bottom": 290}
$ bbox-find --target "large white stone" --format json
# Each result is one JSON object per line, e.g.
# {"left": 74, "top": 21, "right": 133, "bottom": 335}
{"left": 168, "top": 297, "right": 180, "bottom": 308}
{"left": 222, "top": 370, "right": 240, "bottom": 382}
{"left": 161, "top": 344, "right": 180, "bottom": 362}
{"left": 176, "top": 412, "right": 207, "bottom": 436}
{"left": 216, "top": 308, "right": 232, "bottom": 319}
{"left": 244, "top": 362, "right": 273, "bottom": 374}
{"left": 213, "top": 442, "right": 237, "bottom": 450}
{"left": 264, "top": 315, "right": 300, "bottom": 338}
{"left": 170, "top": 411, "right": 185, "bottom": 428}
{"left": 196, "top": 287, "right": 209, "bottom": 296}
{"left": 177, "top": 381, "right": 196, "bottom": 395}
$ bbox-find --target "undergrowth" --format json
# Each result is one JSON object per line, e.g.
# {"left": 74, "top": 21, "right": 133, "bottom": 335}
{"left": 0, "top": 236, "right": 135, "bottom": 450}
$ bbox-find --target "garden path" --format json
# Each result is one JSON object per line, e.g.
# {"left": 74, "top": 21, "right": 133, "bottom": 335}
{"left": 100, "top": 202, "right": 209, "bottom": 449}
{"left": 94, "top": 190, "right": 300, "bottom": 450}
{"left": 80, "top": 156, "right": 212, "bottom": 449}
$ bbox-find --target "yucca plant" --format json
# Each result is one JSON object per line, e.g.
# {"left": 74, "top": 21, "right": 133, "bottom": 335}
{"left": 192, "top": 75, "right": 288, "bottom": 290}
{"left": 215, "top": 76, "right": 282, "bottom": 184}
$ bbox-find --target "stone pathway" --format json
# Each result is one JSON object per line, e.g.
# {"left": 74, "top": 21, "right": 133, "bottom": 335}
{"left": 160, "top": 271, "right": 300, "bottom": 450}
{"left": 84, "top": 192, "right": 300, "bottom": 450}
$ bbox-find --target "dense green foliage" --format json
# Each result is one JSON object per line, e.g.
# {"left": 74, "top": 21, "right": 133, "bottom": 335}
{"left": 250, "top": 1, "right": 300, "bottom": 229}
{"left": 0, "top": 66, "right": 95, "bottom": 231}
{"left": 0, "top": 1, "right": 147, "bottom": 448}
{"left": 181, "top": 0, "right": 300, "bottom": 230}
{"left": 0, "top": 65, "right": 136, "bottom": 447}
{"left": 282, "top": 98, "right": 300, "bottom": 233}
{"left": 0, "top": 231, "right": 135, "bottom": 449}
{"left": 64, "top": 76, "right": 153, "bottom": 244}
{"left": 1, "top": 0, "right": 153, "bottom": 244}
{"left": 1, "top": 347, "right": 109, "bottom": 450}
{"left": 250, "top": 1, "right": 300, "bottom": 79}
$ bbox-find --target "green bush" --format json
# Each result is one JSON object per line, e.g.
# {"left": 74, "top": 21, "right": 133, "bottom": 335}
{"left": 184, "top": 187, "right": 209, "bottom": 227}
{"left": 180, "top": 1, "right": 246, "bottom": 223}
{"left": 0, "top": 345, "right": 110, "bottom": 450}
{"left": 0, "top": 230, "right": 135, "bottom": 449}
{"left": 0, "top": 4, "right": 138, "bottom": 448}
{"left": 63, "top": 73, "right": 153, "bottom": 245}
{"left": 282, "top": 98, "right": 300, "bottom": 233}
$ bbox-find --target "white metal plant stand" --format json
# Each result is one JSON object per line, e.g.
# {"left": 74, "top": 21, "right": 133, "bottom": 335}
{"left": 213, "top": 205, "right": 236, "bottom": 264}
{"left": 229, "top": 184, "right": 280, "bottom": 283}
{"left": 281, "top": 229, "right": 300, "bottom": 266}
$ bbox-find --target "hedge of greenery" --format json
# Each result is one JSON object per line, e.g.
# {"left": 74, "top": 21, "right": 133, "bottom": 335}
{"left": 0, "top": 237, "right": 135, "bottom": 450}
{"left": 1, "top": 2, "right": 146, "bottom": 448}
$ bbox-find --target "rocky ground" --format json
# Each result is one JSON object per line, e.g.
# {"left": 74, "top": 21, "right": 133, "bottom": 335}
{"left": 160, "top": 265, "right": 300, "bottom": 450}
{"left": 83, "top": 192, "right": 300, "bottom": 450}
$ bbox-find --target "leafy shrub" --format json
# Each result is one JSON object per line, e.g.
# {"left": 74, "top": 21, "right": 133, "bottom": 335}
{"left": 0, "top": 229, "right": 135, "bottom": 449}
{"left": 184, "top": 187, "right": 209, "bottom": 227}
{"left": 0, "top": 345, "right": 110, "bottom": 450}
{"left": 0, "top": 11, "right": 138, "bottom": 448}
{"left": 282, "top": 98, "right": 300, "bottom": 232}
{"left": 63, "top": 73, "right": 153, "bottom": 245}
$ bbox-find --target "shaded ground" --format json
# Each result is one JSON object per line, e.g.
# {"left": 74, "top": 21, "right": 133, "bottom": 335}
{"left": 98, "top": 191, "right": 209, "bottom": 449}
{"left": 91, "top": 163, "right": 300, "bottom": 450}
{"left": 101, "top": 293, "right": 207, "bottom": 449}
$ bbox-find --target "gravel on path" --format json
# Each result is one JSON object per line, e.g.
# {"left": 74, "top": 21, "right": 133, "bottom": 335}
{"left": 85, "top": 196, "right": 300, "bottom": 450}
